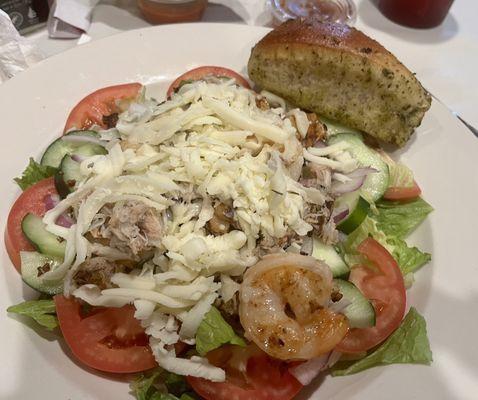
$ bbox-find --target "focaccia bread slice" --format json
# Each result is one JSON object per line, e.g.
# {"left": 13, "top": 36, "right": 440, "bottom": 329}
{"left": 248, "top": 18, "right": 431, "bottom": 146}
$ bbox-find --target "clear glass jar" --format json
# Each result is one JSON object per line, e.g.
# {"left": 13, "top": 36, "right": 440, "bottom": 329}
{"left": 137, "top": 0, "right": 208, "bottom": 24}
{"left": 267, "top": 0, "right": 357, "bottom": 26}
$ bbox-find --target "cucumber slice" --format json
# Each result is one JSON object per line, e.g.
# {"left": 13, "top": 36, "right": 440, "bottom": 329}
{"left": 328, "top": 133, "right": 389, "bottom": 202}
{"left": 21, "top": 251, "right": 63, "bottom": 295}
{"left": 312, "top": 237, "right": 349, "bottom": 278}
{"left": 21, "top": 213, "right": 66, "bottom": 258}
{"left": 40, "top": 130, "right": 106, "bottom": 168}
{"left": 335, "top": 191, "right": 370, "bottom": 234}
{"left": 334, "top": 279, "right": 376, "bottom": 328}
{"left": 55, "top": 155, "right": 84, "bottom": 198}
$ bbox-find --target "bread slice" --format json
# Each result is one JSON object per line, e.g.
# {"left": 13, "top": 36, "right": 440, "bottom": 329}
{"left": 248, "top": 19, "right": 431, "bottom": 147}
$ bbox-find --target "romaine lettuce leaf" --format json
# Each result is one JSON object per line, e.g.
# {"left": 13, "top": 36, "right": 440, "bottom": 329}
{"left": 195, "top": 306, "right": 245, "bottom": 356}
{"left": 178, "top": 395, "right": 196, "bottom": 400}
{"left": 375, "top": 198, "right": 433, "bottom": 239}
{"left": 387, "top": 237, "right": 431, "bottom": 275}
{"left": 343, "top": 216, "right": 393, "bottom": 257}
{"left": 343, "top": 213, "right": 431, "bottom": 275}
{"left": 7, "top": 299, "right": 58, "bottom": 330}
{"left": 379, "top": 151, "right": 415, "bottom": 189}
{"left": 149, "top": 394, "right": 181, "bottom": 400}
{"left": 332, "top": 307, "right": 432, "bottom": 376}
{"left": 131, "top": 370, "right": 198, "bottom": 400}
{"left": 131, "top": 370, "right": 162, "bottom": 400}
{"left": 164, "top": 372, "right": 188, "bottom": 396}
{"left": 14, "top": 158, "right": 57, "bottom": 191}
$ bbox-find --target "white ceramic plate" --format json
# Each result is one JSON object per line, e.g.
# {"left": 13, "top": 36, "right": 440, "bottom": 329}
{"left": 1, "top": 23, "right": 477, "bottom": 400}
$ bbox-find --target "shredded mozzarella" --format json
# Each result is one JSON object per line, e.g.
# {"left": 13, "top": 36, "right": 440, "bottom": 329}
{"left": 220, "top": 275, "right": 240, "bottom": 302}
{"left": 38, "top": 79, "right": 361, "bottom": 378}
{"left": 202, "top": 97, "right": 289, "bottom": 143}
{"left": 289, "top": 109, "right": 310, "bottom": 138}
{"left": 259, "top": 90, "right": 287, "bottom": 109}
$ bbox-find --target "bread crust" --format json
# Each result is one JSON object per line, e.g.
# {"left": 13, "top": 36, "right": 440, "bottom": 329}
{"left": 248, "top": 19, "right": 431, "bottom": 146}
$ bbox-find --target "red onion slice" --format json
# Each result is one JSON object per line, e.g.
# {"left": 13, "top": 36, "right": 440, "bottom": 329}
{"left": 332, "top": 174, "right": 366, "bottom": 194}
{"left": 56, "top": 213, "right": 74, "bottom": 228}
{"left": 43, "top": 194, "right": 60, "bottom": 211}
{"left": 327, "top": 350, "right": 342, "bottom": 368}
{"left": 331, "top": 167, "right": 377, "bottom": 194}
{"left": 289, "top": 350, "right": 342, "bottom": 385}
{"left": 347, "top": 167, "right": 377, "bottom": 178}
{"left": 332, "top": 207, "right": 349, "bottom": 224}
{"left": 71, "top": 154, "right": 87, "bottom": 162}
{"left": 290, "top": 354, "right": 329, "bottom": 385}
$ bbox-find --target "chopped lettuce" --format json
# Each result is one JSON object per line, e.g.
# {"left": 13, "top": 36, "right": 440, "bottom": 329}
{"left": 7, "top": 299, "right": 58, "bottom": 330}
{"left": 177, "top": 395, "right": 196, "bottom": 400}
{"left": 379, "top": 151, "right": 415, "bottom": 188}
{"left": 14, "top": 158, "right": 57, "bottom": 191}
{"left": 150, "top": 394, "right": 183, "bottom": 400}
{"left": 164, "top": 372, "right": 188, "bottom": 396}
{"left": 131, "top": 370, "right": 162, "bottom": 400}
{"left": 131, "top": 369, "right": 198, "bottom": 400}
{"left": 343, "top": 208, "right": 431, "bottom": 276}
{"left": 343, "top": 216, "right": 390, "bottom": 254}
{"left": 332, "top": 307, "right": 432, "bottom": 376}
{"left": 375, "top": 198, "right": 433, "bottom": 239}
{"left": 195, "top": 306, "right": 246, "bottom": 356}
{"left": 387, "top": 237, "right": 431, "bottom": 275}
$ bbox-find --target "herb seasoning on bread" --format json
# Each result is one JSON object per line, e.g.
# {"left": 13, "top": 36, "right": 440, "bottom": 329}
{"left": 248, "top": 18, "right": 431, "bottom": 146}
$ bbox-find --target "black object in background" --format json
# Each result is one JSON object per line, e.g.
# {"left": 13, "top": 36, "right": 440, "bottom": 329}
{"left": 1, "top": 0, "right": 50, "bottom": 33}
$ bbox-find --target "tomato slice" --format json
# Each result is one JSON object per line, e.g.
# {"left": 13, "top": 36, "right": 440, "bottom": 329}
{"left": 54, "top": 295, "right": 157, "bottom": 373}
{"left": 383, "top": 180, "right": 421, "bottom": 201}
{"left": 187, "top": 345, "right": 302, "bottom": 400}
{"left": 63, "top": 83, "right": 142, "bottom": 133}
{"left": 5, "top": 177, "right": 57, "bottom": 271}
{"left": 167, "top": 66, "right": 250, "bottom": 98}
{"left": 336, "top": 238, "right": 406, "bottom": 353}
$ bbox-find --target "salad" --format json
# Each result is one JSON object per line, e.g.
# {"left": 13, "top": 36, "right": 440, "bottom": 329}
{"left": 6, "top": 65, "right": 433, "bottom": 400}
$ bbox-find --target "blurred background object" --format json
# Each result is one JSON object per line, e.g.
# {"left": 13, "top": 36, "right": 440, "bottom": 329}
{"left": 47, "top": 1, "right": 84, "bottom": 39}
{"left": 267, "top": 0, "right": 357, "bottom": 26}
{"left": 0, "top": 0, "right": 477, "bottom": 132}
{"left": 0, "top": 10, "right": 44, "bottom": 81}
{"left": 47, "top": 0, "right": 101, "bottom": 38}
{"left": 377, "top": 0, "right": 454, "bottom": 28}
{"left": 0, "top": 0, "right": 49, "bottom": 33}
{"left": 137, "top": 0, "right": 208, "bottom": 24}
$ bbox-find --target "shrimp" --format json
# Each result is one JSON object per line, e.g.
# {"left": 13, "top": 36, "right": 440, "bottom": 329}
{"left": 239, "top": 253, "right": 348, "bottom": 360}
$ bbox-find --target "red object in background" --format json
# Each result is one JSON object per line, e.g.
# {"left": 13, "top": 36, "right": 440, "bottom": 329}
{"left": 137, "top": 0, "right": 208, "bottom": 24}
{"left": 378, "top": 0, "right": 454, "bottom": 28}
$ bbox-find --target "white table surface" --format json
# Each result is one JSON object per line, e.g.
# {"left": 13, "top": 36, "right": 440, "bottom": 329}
{"left": 26, "top": 0, "right": 478, "bottom": 129}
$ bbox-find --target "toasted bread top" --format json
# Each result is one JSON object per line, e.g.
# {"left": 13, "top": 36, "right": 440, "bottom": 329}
{"left": 254, "top": 18, "right": 408, "bottom": 73}
{"left": 249, "top": 19, "right": 431, "bottom": 146}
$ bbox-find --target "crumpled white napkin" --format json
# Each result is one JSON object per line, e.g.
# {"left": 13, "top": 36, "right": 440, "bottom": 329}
{"left": 0, "top": 10, "right": 44, "bottom": 82}
{"left": 48, "top": 0, "right": 100, "bottom": 38}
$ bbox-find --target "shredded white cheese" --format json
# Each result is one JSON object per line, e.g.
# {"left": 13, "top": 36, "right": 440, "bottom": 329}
{"left": 39, "top": 79, "right": 361, "bottom": 381}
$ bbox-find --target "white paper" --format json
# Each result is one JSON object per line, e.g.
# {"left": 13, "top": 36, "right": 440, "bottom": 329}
{"left": 0, "top": 10, "right": 44, "bottom": 82}
{"left": 54, "top": 0, "right": 101, "bottom": 31}
{"left": 48, "top": 2, "right": 84, "bottom": 39}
